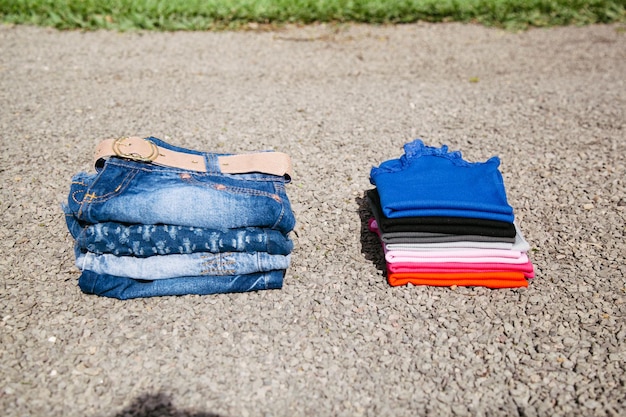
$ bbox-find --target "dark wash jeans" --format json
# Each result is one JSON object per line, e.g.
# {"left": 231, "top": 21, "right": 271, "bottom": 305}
{"left": 79, "top": 270, "right": 285, "bottom": 300}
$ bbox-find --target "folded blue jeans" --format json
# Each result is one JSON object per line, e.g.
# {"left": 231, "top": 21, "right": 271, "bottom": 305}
{"left": 370, "top": 139, "right": 514, "bottom": 222}
{"left": 76, "top": 250, "right": 291, "bottom": 279}
{"left": 65, "top": 137, "right": 296, "bottom": 233}
{"left": 65, "top": 215, "right": 293, "bottom": 256}
{"left": 79, "top": 269, "right": 285, "bottom": 300}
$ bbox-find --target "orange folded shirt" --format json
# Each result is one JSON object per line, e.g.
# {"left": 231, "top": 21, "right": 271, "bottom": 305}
{"left": 388, "top": 271, "right": 528, "bottom": 288}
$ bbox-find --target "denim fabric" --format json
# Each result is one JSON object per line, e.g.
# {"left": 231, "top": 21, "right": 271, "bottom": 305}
{"left": 370, "top": 139, "right": 514, "bottom": 222}
{"left": 65, "top": 215, "right": 294, "bottom": 256}
{"left": 65, "top": 137, "right": 295, "bottom": 233}
{"left": 76, "top": 250, "right": 291, "bottom": 279}
{"left": 79, "top": 269, "right": 285, "bottom": 300}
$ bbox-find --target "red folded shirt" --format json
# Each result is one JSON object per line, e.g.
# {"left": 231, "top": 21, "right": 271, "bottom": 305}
{"left": 387, "top": 271, "right": 528, "bottom": 288}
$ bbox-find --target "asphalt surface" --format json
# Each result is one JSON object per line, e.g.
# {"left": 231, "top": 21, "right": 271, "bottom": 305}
{"left": 1, "top": 22, "right": 625, "bottom": 417}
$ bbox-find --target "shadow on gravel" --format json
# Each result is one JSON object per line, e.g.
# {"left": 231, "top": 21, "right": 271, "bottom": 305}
{"left": 356, "top": 190, "right": 386, "bottom": 273}
{"left": 112, "top": 392, "right": 223, "bottom": 417}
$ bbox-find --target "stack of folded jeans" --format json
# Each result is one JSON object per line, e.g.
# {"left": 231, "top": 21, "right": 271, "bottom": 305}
{"left": 368, "top": 139, "right": 534, "bottom": 289}
{"left": 63, "top": 136, "right": 296, "bottom": 299}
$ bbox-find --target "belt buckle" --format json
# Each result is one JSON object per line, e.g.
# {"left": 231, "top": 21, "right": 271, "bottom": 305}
{"left": 112, "top": 137, "right": 158, "bottom": 163}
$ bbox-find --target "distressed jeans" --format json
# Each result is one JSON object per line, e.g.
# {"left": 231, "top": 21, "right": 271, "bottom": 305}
{"left": 65, "top": 216, "right": 294, "bottom": 256}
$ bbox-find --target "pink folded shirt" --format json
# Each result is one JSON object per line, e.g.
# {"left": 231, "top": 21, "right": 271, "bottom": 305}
{"left": 386, "top": 260, "right": 535, "bottom": 278}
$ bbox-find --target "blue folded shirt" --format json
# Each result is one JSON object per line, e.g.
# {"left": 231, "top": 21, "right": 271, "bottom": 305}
{"left": 370, "top": 139, "right": 515, "bottom": 223}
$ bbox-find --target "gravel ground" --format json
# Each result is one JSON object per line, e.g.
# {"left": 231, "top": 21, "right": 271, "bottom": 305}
{"left": 1, "top": 22, "right": 625, "bottom": 417}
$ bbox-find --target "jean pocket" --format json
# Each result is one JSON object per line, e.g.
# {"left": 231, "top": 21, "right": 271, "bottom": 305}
{"left": 69, "top": 162, "right": 139, "bottom": 222}
{"left": 184, "top": 173, "right": 286, "bottom": 203}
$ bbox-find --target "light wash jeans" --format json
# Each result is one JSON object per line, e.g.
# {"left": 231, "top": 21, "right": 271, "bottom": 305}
{"left": 76, "top": 250, "right": 291, "bottom": 279}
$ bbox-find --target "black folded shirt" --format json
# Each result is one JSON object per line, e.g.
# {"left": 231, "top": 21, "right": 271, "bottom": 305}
{"left": 366, "top": 188, "right": 517, "bottom": 238}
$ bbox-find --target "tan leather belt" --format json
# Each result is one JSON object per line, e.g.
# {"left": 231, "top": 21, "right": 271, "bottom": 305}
{"left": 94, "top": 137, "right": 293, "bottom": 180}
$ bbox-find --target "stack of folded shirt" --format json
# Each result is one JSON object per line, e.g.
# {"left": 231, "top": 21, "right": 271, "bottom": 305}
{"left": 63, "top": 136, "right": 296, "bottom": 299}
{"left": 368, "top": 139, "right": 534, "bottom": 289}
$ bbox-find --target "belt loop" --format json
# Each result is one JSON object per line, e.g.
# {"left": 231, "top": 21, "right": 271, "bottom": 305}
{"left": 204, "top": 154, "right": 220, "bottom": 174}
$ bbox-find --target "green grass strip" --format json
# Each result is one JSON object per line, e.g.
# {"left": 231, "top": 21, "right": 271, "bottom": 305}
{"left": 1, "top": 0, "right": 625, "bottom": 30}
